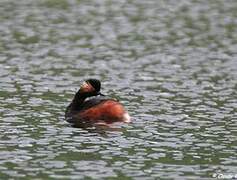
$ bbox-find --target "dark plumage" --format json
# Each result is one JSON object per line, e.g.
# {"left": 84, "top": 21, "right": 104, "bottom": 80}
{"left": 65, "top": 79, "right": 131, "bottom": 127}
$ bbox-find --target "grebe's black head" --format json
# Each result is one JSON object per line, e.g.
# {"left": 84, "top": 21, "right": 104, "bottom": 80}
{"left": 78, "top": 79, "right": 104, "bottom": 97}
{"left": 86, "top": 79, "right": 101, "bottom": 92}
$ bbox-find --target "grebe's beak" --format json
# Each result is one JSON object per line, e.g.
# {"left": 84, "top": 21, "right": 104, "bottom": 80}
{"left": 98, "top": 92, "right": 105, "bottom": 96}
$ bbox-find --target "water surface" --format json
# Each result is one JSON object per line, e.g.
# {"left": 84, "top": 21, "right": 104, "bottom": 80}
{"left": 0, "top": 0, "right": 237, "bottom": 179}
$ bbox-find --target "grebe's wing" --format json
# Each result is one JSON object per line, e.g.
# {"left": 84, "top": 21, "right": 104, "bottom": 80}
{"left": 80, "top": 96, "right": 118, "bottom": 111}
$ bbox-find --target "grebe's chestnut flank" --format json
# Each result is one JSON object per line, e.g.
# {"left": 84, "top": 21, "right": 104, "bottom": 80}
{"left": 65, "top": 79, "right": 131, "bottom": 127}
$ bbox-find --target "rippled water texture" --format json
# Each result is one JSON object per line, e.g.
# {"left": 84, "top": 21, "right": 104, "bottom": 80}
{"left": 0, "top": 0, "right": 237, "bottom": 179}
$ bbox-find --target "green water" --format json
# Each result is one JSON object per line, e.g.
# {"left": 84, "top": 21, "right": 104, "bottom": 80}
{"left": 0, "top": 0, "right": 237, "bottom": 179}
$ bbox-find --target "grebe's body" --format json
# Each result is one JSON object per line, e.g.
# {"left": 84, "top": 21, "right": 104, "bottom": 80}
{"left": 65, "top": 79, "right": 130, "bottom": 127}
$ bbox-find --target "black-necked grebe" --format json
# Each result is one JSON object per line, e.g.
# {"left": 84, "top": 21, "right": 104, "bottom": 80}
{"left": 65, "top": 79, "right": 131, "bottom": 127}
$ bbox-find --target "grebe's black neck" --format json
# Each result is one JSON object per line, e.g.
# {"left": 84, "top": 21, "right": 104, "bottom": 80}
{"left": 70, "top": 91, "right": 100, "bottom": 110}
{"left": 70, "top": 94, "right": 85, "bottom": 110}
